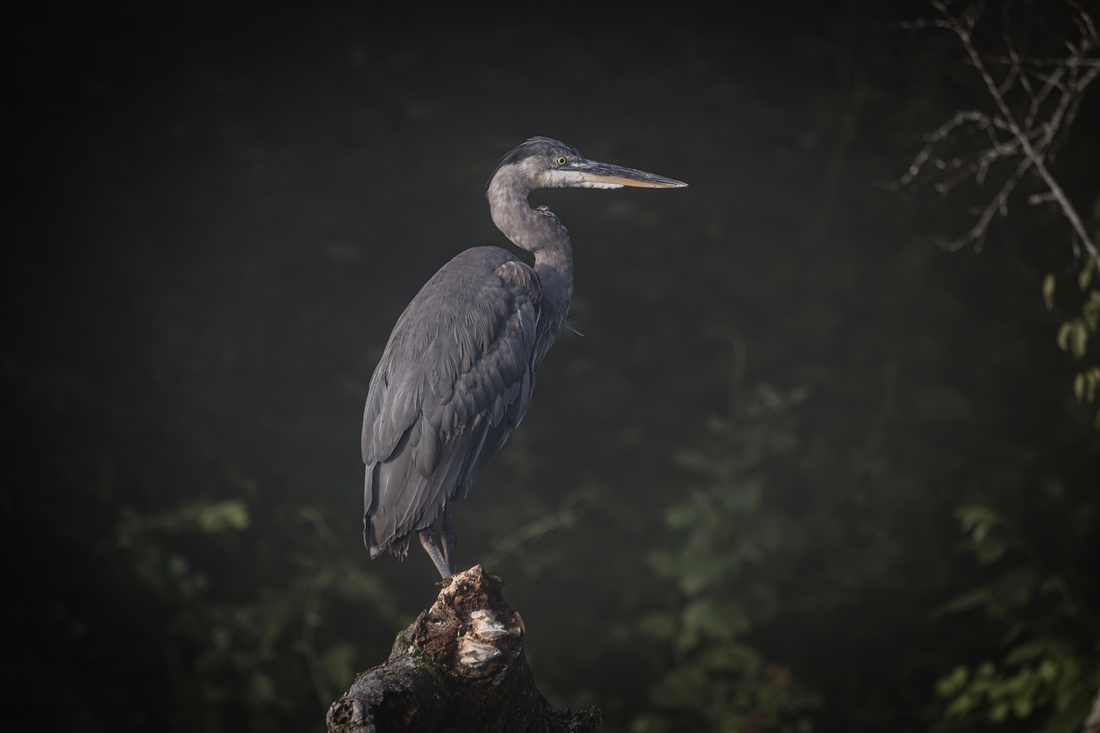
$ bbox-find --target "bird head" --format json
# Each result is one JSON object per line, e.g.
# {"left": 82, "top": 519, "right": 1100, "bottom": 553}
{"left": 486, "top": 137, "right": 688, "bottom": 194}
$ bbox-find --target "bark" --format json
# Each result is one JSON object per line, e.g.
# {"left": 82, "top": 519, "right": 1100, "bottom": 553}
{"left": 326, "top": 565, "right": 601, "bottom": 733}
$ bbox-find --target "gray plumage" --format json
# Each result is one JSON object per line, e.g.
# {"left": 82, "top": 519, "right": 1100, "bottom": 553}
{"left": 362, "top": 137, "right": 686, "bottom": 578}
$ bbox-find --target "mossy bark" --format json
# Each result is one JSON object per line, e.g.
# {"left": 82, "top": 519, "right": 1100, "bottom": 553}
{"left": 326, "top": 565, "right": 600, "bottom": 733}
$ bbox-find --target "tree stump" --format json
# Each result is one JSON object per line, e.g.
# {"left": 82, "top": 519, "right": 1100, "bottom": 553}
{"left": 326, "top": 565, "right": 601, "bottom": 733}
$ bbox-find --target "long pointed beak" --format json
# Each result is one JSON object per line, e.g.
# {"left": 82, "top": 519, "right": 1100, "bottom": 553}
{"left": 576, "top": 160, "right": 688, "bottom": 189}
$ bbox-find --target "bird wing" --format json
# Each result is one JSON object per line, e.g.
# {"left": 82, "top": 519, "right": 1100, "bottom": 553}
{"left": 361, "top": 247, "right": 541, "bottom": 552}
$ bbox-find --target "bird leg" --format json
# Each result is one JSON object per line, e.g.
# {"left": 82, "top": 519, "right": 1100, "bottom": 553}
{"left": 418, "top": 527, "right": 452, "bottom": 579}
{"left": 441, "top": 506, "right": 458, "bottom": 576}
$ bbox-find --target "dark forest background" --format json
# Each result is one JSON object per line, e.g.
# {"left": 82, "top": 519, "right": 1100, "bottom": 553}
{"left": 4, "top": 1, "right": 1098, "bottom": 732}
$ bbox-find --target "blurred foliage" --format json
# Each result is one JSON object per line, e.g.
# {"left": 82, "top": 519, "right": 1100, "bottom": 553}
{"left": 4, "top": 2, "right": 1099, "bottom": 733}
{"left": 634, "top": 386, "right": 821, "bottom": 733}
{"left": 1047, "top": 201, "right": 1100, "bottom": 430}
{"left": 929, "top": 505, "right": 1099, "bottom": 733}
{"left": 1, "top": 365, "right": 407, "bottom": 731}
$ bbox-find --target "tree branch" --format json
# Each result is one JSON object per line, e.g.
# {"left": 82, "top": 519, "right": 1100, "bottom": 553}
{"left": 1084, "top": 685, "right": 1100, "bottom": 733}
{"left": 886, "top": 1, "right": 1100, "bottom": 260}
{"left": 952, "top": 9, "right": 1100, "bottom": 261}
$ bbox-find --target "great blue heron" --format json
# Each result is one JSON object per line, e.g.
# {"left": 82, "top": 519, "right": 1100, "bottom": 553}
{"left": 361, "top": 136, "right": 686, "bottom": 578}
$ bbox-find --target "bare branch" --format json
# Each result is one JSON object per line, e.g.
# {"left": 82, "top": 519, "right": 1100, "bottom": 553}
{"left": 1084, "top": 684, "right": 1100, "bottom": 733}
{"left": 984, "top": 55, "right": 1100, "bottom": 66}
{"left": 941, "top": 155, "right": 1030, "bottom": 252}
{"left": 889, "top": 0, "right": 1100, "bottom": 261}
{"left": 956, "top": 16, "right": 1100, "bottom": 261}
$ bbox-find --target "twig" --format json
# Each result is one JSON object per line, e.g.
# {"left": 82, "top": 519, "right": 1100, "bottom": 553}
{"left": 886, "top": 0, "right": 1100, "bottom": 262}
{"left": 952, "top": 7, "right": 1100, "bottom": 260}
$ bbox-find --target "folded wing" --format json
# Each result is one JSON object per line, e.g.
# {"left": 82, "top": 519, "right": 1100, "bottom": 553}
{"left": 361, "top": 247, "right": 541, "bottom": 556}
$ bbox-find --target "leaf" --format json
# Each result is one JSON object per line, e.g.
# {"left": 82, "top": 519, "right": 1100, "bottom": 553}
{"left": 937, "top": 666, "right": 970, "bottom": 696}
{"left": 196, "top": 500, "right": 250, "bottom": 533}
{"left": 1080, "top": 257, "right": 1095, "bottom": 291}
{"left": 931, "top": 587, "right": 993, "bottom": 618}
{"left": 955, "top": 504, "right": 998, "bottom": 529}
{"left": 141, "top": 499, "right": 251, "bottom": 534}
{"left": 1070, "top": 321, "right": 1088, "bottom": 358}
{"left": 1003, "top": 641, "right": 1048, "bottom": 666}
{"left": 1084, "top": 290, "right": 1100, "bottom": 330}
{"left": 1058, "top": 322, "right": 1073, "bottom": 352}
{"left": 955, "top": 505, "right": 1002, "bottom": 542}
{"left": 1072, "top": 367, "right": 1100, "bottom": 404}
{"left": 1044, "top": 273, "right": 1057, "bottom": 309}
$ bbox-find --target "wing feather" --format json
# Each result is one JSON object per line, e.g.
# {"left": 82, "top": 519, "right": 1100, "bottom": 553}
{"left": 362, "top": 247, "right": 541, "bottom": 553}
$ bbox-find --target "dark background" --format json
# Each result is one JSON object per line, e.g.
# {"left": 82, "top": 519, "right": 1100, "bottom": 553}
{"left": 5, "top": 2, "right": 1098, "bottom": 732}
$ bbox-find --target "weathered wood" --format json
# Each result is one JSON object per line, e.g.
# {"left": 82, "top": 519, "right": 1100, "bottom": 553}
{"left": 326, "top": 565, "right": 600, "bottom": 733}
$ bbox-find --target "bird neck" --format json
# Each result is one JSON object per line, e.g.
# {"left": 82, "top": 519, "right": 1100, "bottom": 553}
{"left": 487, "top": 175, "right": 574, "bottom": 284}
{"left": 487, "top": 172, "right": 574, "bottom": 363}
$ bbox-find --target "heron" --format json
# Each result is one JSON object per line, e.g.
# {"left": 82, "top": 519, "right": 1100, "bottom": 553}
{"left": 361, "top": 136, "right": 686, "bottom": 578}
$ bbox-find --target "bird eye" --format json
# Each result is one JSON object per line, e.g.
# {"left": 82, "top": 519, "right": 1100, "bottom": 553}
{"left": 556, "top": 157, "right": 567, "bottom": 166}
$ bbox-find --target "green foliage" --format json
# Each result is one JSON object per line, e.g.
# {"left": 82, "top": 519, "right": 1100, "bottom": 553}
{"left": 1049, "top": 201, "right": 1100, "bottom": 428}
{"left": 633, "top": 387, "right": 820, "bottom": 733}
{"left": 0, "top": 353, "right": 406, "bottom": 731}
{"left": 108, "top": 490, "right": 405, "bottom": 729}
{"left": 936, "top": 656, "right": 1095, "bottom": 731}
{"left": 930, "top": 505, "right": 1100, "bottom": 733}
